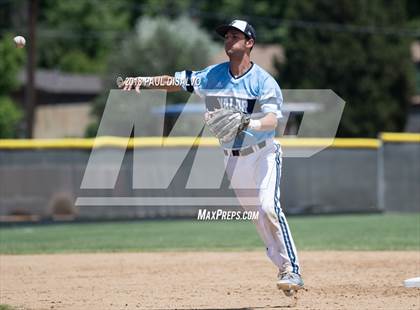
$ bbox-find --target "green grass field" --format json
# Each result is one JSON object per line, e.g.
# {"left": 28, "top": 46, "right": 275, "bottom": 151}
{"left": 0, "top": 214, "right": 419, "bottom": 254}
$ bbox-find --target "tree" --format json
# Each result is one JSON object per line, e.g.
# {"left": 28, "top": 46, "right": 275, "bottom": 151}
{"left": 0, "top": 96, "right": 23, "bottom": 138}
{"left": 406, "top": 0, "right": 420, "bottom": 95}
{"left": 276, "top": 0, "right": 416, "bottom": 137}
{"left": 133, "top": 0, "right": 289, "bottom": 43}
{"left": 86, "top": 15, "right": 220, "bottom": 137}
{"left": 37, "top": 0, "right": 131, "bottom": 73}
{"left": 198, "top": 0, "right": 289, "bottom": 43}
{"left": 0, "top": 34, "right": 24, "bottom": 138}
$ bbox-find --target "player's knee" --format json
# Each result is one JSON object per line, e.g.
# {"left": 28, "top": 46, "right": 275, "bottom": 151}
{"left": 260, "top": 201, "right": 278, "bottom": 217}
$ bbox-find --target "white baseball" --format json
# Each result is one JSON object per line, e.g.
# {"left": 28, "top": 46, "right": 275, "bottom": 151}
{"left": 13, "top": 36, "right": 26, "bottom": 48}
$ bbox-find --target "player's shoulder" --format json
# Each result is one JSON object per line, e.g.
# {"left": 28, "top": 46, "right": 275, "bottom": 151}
{"left": 252, "top": 63, "right": 280, "bottom": 88}
{"left": 252, "top": 63, "right": 271, "bottom": 76}
{"left": 203, "top": 63, "right": 231, "bottom": 85}
{"left": 207, "top": 62, "right": 229, "bottom": 75}
{"left": 252, "top": 64, "right": 276, "bottom": 81}
{"left": 198, "top": 62, "right": 228, "bottom": 74}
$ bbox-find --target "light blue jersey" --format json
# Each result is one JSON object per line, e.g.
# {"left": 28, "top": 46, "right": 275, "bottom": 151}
{"left": 175, "top": 62, "right": 283, "bottom": 149}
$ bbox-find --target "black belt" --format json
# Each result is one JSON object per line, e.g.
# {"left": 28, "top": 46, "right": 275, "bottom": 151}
{"left": 224, "top": 140, "right": 267, "bottom": 157}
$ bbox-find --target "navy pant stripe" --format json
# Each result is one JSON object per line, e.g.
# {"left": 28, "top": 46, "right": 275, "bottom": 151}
{"left": 273, "top": 144, "right": 299, "bottom": 274}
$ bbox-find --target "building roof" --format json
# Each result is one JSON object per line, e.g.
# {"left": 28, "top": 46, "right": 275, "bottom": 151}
{"left": 18, "top": 69, "right": 103, "bottom": 94}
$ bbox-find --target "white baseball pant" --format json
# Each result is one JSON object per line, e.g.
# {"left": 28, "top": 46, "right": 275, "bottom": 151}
{"left": 224, "top": 139, "right": 301, "bottom": 274}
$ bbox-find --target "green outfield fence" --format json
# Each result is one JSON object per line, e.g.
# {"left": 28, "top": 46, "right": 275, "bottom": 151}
{"left": 0, "top": 133, "right": 419, "bottom": 222}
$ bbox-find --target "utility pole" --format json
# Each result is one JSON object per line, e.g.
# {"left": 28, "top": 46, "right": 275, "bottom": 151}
{"left": 25, "top": 0, "right": 38, "bottom": 138}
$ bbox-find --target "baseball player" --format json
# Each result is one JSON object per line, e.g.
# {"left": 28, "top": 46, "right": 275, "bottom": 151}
{"left": 120, "top": 19, "right": 304, "bottom": 295}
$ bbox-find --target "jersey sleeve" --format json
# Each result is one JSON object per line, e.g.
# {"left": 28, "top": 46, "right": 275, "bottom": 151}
{"left": 174, "top": 65, "right": 214, "bottom": 95}
{"left": 259, "top": 76, "right": 283, "bottom": 118}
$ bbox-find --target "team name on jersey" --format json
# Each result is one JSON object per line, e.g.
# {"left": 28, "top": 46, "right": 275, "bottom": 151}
{"left": 216, "top": 96, "right": 248, "bottom": 112}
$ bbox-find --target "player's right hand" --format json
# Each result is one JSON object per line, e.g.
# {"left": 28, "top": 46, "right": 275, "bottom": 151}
{"left": 118, "top": 77, "right": 142, "bottom": 93}
{"left": 122, "top": 77, "right": 134, "bottom": 91}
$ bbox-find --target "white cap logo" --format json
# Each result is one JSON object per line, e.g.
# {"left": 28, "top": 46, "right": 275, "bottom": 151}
{"left": 231, "top": 20, "right": 247, "bottom": 32}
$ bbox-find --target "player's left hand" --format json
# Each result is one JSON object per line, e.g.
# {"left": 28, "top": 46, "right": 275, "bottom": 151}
{"left": 205, "top": 108, "right": 250, "bottom": 143}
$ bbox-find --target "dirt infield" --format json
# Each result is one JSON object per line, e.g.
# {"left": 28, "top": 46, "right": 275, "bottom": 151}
{"left": 1, "top": 251, "right": 419, "bottom": 310}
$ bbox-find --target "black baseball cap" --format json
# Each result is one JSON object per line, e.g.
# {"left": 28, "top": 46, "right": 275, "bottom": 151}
{"left": 215, "top": 19, "right": 256, "bottom": 41}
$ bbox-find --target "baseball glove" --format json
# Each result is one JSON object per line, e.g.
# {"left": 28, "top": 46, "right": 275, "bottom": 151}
{"left": 205, "top": 108, "right": 250, "bottom": 143}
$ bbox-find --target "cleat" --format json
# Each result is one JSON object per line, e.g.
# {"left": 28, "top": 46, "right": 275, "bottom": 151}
{"left": 277, "top": 272, "right": 304, "bottom": 293}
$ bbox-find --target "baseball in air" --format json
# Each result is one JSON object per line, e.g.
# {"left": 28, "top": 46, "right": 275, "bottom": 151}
{"left": 13, "top": 36, "right": 26, "bottom": 48}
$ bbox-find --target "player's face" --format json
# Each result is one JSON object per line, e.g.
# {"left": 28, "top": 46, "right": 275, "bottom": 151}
{"left": 224, "top": 29, "right": 252, "bottom": 56}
